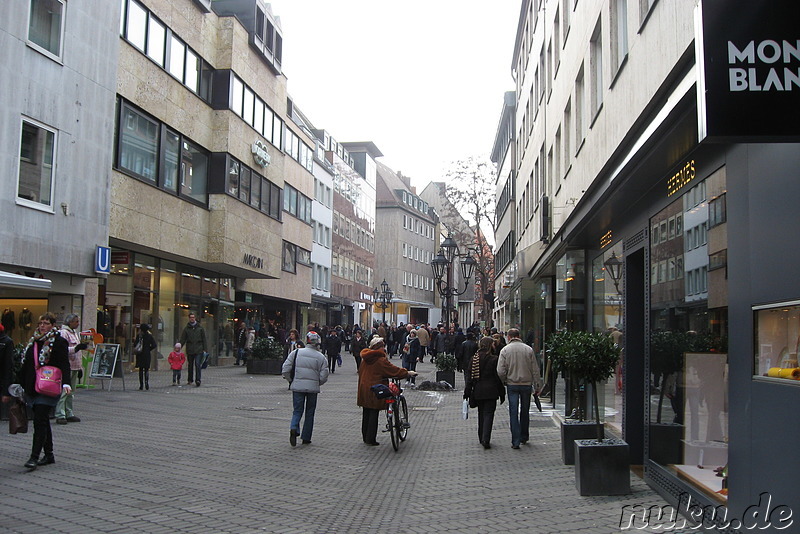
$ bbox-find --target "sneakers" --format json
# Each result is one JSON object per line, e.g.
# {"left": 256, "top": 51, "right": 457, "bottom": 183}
{"left": 66, "top": 416, "right": 81, "bottom": 423}
{"left": 290, "top": 429, "right": 298, "bottom": 447}
{"left": 301, "top": 440, "right": 311, "bottom": 445}
{"left": 37, "top": 455, "right": 55, "bottom": 466}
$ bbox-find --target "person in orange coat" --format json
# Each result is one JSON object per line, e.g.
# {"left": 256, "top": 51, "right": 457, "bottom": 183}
{"left": 357, "top": 337, "right": 416, "bottom": 446}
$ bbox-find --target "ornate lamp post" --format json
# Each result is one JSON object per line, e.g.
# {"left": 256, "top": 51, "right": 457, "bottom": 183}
{"left": 431, "top": 234, "right": 477, "bottom": 326}
{"left": 373, "top": 279, "right": 393, "bottom": 325}
{"left": 603, "top": 251, "right": 624, "bottom": 325}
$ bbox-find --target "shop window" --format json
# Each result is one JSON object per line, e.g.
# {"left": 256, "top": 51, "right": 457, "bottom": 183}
{"left": 17, "top": 119, "right": 56, "bottom": 209}
{"left": 648, "top": 179, "right": 728, "bottom": 499}
{"left": 753, "top": 301, "right": 800, "bottom": 380}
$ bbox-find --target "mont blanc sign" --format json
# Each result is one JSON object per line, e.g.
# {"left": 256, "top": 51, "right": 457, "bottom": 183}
{"left": 697, "top": 0, "right": 800, "bottom": 140}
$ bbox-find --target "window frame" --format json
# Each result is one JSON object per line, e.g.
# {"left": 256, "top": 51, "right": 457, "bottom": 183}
{"left": 17, "top": 117, "right": 58, "bottom": 212}
{"left": 27, "top": 0, "right": 66, "bottom": 62}
{"left": 115, "top": 99, "right": 208, "bottom": 207}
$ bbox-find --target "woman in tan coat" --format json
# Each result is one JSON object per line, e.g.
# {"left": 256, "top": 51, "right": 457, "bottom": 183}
{"left": 357, "top": 337, "right": 416, "bottom": 446}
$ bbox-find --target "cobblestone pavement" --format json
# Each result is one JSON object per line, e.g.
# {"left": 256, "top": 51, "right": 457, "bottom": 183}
{"left": 1, "top": 357, "right": 676, "bottom": 533}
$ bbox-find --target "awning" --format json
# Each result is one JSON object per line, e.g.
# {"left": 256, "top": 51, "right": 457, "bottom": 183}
{"left": 0, "top": 270, "right": 52, "bottom": 290}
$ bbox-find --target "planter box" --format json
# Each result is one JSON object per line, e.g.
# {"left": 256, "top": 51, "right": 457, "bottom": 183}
{"left": 574, "top": 438, "right": 631, "bottom": 496}
{"left": 247, "top": 359, "right": 283, "bottom": 375}
{"left": 649, "top": 423, "right": 684, "bottom": 465}
{"left": 435, "top": 370, "right": 456, "bottom": 388}
{"left": 561, "top": 420, "right": 603, "bottom": 465}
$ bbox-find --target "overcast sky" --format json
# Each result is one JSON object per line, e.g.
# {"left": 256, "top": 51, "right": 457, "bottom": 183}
{"left": 267, "top": 0, "right": 519, "bottom": 192}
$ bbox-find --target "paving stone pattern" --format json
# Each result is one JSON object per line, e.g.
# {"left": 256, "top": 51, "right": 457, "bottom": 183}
{"left": 1, "top": 358, "right": 678, "bottom": 533}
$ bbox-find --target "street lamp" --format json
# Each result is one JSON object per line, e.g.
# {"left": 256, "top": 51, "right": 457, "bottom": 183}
{"left": 603, "top": 251, "right": 623, "bottom": 294}
{"left": 431, "top": 233, "right": 478, "bottom": 326}
{"left": 373, "top": 279, "right": 393, "bottom": 325}
{"left": 603, "top": 251, "right": 624, "bottom": 325}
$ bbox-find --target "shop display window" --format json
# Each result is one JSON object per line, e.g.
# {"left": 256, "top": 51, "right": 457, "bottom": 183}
{"left": 649, "top": 173, "right": 730, "bottom": 502}
{"left": 753, "top": 301, "right": 800, "bottom": 383}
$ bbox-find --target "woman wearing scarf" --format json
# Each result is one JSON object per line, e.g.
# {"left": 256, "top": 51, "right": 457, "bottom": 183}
{"left": 19, "top": 313, "right": 71, "bottom": 469}
{"left": 464, "top": 336, "right": 505, "bottom": 449}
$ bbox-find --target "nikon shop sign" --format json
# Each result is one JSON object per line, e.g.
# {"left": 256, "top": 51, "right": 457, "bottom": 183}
{"left": 697, "top": 0, "right": 800, "bottom": 140}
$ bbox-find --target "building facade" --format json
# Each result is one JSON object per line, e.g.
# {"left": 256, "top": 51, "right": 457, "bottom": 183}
{"left": 374, "top": 162, "right": 437, "bottom": 326}
{"left": 108, "top": 0, "right": 315, "bottom": 366}
{"left": 1, "top": 0, "right": 119, "bottom": 339}
{"left": 491, "top": 92, "right": 518, "bottom": 334}
{"left": 506, "top": 0, "right": 799, "bottom": 524}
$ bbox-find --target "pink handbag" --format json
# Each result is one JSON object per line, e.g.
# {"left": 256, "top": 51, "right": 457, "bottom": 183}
{"left": 35, "top": 364, "right": 63, "bottom": 397}
{"left": 34, "top": 342, "right": 63, "bottom": 397}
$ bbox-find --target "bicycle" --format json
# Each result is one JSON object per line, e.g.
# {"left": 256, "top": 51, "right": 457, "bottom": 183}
{"left": 383, "top": 378, "right": 410, "bottom": 451}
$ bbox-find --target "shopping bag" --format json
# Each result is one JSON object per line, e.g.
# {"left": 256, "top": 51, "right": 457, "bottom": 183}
{"left": 9, "top": 398, "right": 28, "bottom": 434}
{"left": 462, "top": 399, "right": 469, "bottom": 420}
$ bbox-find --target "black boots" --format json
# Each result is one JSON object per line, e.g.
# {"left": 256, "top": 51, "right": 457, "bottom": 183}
{"left": 24, "top": 457, "right": 38, "bottom": 469}
{"left": 37, "top": 454, "right": 55, "bottom": 466}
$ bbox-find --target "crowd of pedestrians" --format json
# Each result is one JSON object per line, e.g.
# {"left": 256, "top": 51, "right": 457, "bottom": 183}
{"left": 1, "top": 310, "right": 547, "bottom": 468}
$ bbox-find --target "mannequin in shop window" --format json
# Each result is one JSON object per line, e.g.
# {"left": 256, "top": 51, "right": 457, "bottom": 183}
{"left": 2, "top": 308, "right": 15, "bottom": 339}
{"left": 19, "top": 308, "right": 33, "bottom": 340}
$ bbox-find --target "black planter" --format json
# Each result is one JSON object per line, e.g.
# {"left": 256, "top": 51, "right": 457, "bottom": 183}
{"left": 247, "top": 359, "right": 283, "bottom": 375}
{"left": 561, "top": 420, "right": 603, "bottom": 465}
{"left": 649, "top": 423, "right": 684, "bottom": 465}
{"left": 574, "top": 438, "right": 631, "bottom": 496}
{"left": 435, "top": 370, "right": 456, "bottom": 387}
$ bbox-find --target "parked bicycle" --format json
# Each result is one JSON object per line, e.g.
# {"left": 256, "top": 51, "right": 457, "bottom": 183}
{"left": 383, "top": 378, "right": 410, "bottom": 451}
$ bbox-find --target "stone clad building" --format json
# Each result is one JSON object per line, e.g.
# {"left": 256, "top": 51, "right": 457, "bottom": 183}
{"left": 107, "top": 0, "right": 315, "bottom": 364}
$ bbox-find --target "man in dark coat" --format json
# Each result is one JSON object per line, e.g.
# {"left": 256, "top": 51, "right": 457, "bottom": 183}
{"left": 179, "top": 313, "right": 207, "bottom": 387}
{"left": 457, "top": 332, "right": 478, "bottom": 379}
{"left": 324, "top": 329, "right": 342, "bottom": 374}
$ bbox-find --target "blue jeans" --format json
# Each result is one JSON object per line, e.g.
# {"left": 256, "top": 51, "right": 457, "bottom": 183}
{"left": 291, "top": 391, "right": 318, "bottom": 442}
{"left": 506, "top": 385, "right": 532, "bottom": 446}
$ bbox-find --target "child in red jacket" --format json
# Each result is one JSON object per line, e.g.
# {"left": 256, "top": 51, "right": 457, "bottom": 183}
{"left": 168, "top": 343, "right": 186, "bottom": 385}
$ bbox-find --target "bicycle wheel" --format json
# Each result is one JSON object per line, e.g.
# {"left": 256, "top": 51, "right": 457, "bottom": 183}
{"left": 398, "top": 396, "right": 409, "bottom": 441}
{"left": 388, "top": 403, "right": 399, "bottom": 451}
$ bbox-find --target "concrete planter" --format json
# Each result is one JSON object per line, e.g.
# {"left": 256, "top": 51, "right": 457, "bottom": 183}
{"left": 247, "top": 359, "right": 282, "bottom": 375}
{"left": 435, "top": 370, "right": 456, "bottom": 388}
{"left": 561, "top": 420, "right": 603, "bottom": 465}
{"left": 574, "top": 438, "right": 631, "bottom": 496}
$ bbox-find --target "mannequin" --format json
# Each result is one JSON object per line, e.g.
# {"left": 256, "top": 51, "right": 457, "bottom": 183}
{"left": 19, "top": 307, "right": 33, "bottom": 340}
{"left": 1, "top": 308, "right": 14, "bottom": 337}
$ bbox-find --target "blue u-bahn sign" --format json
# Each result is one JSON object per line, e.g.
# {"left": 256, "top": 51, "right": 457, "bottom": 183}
{"left": 95, "top": 246, "right": 111, "bottom": 274}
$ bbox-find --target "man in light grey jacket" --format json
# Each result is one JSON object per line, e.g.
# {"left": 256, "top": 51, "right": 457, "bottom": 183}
{"left": 497, "top": 328, "right": 543, "bottom": 449}
{"left": 282, "top": 331, "right": 329, "bottom": 446}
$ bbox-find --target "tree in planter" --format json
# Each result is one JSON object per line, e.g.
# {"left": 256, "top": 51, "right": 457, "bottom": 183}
{"left": 548, "top": 330, "right": 620, "bottom": 441}
{"left": 434, "top": 352, "right": 457, "bottom": 372}
{"left": 250, "top": 337, "right": 285, "bottom": 360}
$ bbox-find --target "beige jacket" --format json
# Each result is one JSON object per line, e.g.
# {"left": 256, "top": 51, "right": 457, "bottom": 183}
{"left": 496, "top": 338, "right": 543, "bottom": 392}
